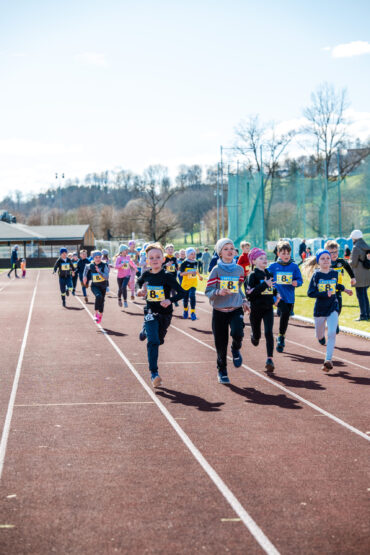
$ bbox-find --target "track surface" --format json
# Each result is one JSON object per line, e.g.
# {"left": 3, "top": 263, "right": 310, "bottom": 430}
{"left": 0, "top": 270, "right": 369, "bottom": 554}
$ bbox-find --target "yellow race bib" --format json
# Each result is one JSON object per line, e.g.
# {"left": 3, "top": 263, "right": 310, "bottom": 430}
{"left": 92, "top": 273, "right": 105, "bottom": 283}
{"left": 121, "top": 262, "right": 129, "bottom": 269}
{"left": 318, "top": 278, "right": 336, "bottom": 294}
{"left": 61, "top": 264, "right": 70, "bottom": 271}
{"left": 147, "top": 286, "right": 165, "bottom": 302}
{"left": 167, "top": 264, "right": 175, "bottom": 272}
{"left": 276, "top": 271, "right": 293, "bottom": 285}
{"left": 220, "top": 276, "right": 239, "bottom": 293}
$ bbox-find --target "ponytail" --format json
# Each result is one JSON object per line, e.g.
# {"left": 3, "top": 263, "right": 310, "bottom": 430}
{"left": 302, "top": 255, "right": 318, "bottom": 278}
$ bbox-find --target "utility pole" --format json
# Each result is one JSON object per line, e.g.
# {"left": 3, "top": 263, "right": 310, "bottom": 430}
{"left": 337, "top": 151, "right": 342, "bottom": 237}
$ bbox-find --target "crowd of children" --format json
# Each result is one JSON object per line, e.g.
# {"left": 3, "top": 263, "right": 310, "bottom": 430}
{"left": 48, "top": 236, "right": 362, "bottom": 388}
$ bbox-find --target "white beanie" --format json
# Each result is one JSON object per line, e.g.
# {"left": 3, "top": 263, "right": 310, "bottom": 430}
{"left": 349, "top": 229, "right": 363, "bottom": 240}
{"left": 185, "top": 247, "right": 196, "bottom": 257}
{"left": 215, "top": 237, "right": 234, "bottom": 255}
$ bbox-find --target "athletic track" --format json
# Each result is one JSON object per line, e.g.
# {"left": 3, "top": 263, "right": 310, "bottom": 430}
{"left": 0, "top": 270, "right": 369, "bottom": 554}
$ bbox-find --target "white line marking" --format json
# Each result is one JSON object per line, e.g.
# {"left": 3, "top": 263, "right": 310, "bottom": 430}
{"left": 170, "top": 324, "right": 370, "bottom": 443}
{"left": 0, "top": 272, "right": 40, "bottom": 480}
{"left": 132, "top": 361, "right": 215, "bottom": 365}
{"left": 194, "top": 299, "right": 370, "bottom": 372}
{"left": 14, "top": 401, "right": 154, "bottom": 407}
{"left": 76, "top": 296, "right": 280, "bottom": 555}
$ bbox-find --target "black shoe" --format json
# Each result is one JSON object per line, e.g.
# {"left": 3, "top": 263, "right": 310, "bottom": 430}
{"left": 318, "top": 338, "right": 326, "bottom": 346}
{"left": 62, "top": 299, "right": 66, "bottom": 307}
{"left": 354, "top": 316, "right": 367, "bottom": 321}
{"left": 66, "top": 289, "right": 69, "bottom": 297}
{"left": 139, "top": 327, "right": 147, "bottom": 341}
{"left": 231, "top": 348, "right": 242, "bottom": 368}
{"left": 336, "top": 326, "right": 340, "bottom": 334}
{"left": 265, "top": 358, "right": 275, "bottom": 373}
{"left": 276, "top": 335, "right": 285, "bottom": 353}
{"left": 276, "top": 307, "right": 281, "bottom": 317}
{"left": 251, "top": 335, "right": 259, "bottom": 347}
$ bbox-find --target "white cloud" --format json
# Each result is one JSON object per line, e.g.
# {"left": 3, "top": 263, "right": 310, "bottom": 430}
{"left": 75, "top": 52, "right": 107, "bottom": 67}
{"left": 329, "top": 41, "right": 370, "bottom": 58}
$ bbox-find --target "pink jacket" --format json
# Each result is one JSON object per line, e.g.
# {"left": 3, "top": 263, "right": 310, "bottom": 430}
{"left": 115, "top": 255, "right": 137, "bottom": 278}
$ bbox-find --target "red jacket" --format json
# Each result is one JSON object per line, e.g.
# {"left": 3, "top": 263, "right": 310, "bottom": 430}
{"left": 237, "top": 253, "right": 251, "bottom": 277}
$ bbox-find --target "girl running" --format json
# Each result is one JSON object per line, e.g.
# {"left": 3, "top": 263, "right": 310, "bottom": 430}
{"left": 114, "top": 244, "right": 138, "bottom": 308}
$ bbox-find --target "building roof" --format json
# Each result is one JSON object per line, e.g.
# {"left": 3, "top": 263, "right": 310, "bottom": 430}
{"left": 0, "top": 222, "right": 91, "bottom": 242}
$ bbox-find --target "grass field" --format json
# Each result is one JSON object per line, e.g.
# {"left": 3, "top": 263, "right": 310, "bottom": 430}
{"left": 197, "top": 272, "right": 369, "bottom": 333}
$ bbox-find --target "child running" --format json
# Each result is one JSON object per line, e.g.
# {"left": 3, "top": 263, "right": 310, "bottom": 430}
{"left": 127, "top": 240, "right": 139, "bottom": 300}
{"left": 83, "top": 250, "right": 110, "bottom": 323}
{"left": 114, "top": 244, "right": 137, "bottom": 308}
{"left": 77, "top": 250, "right": 90, "bottom": 303}
{"left": 305, "top": 249, "right": 352, "bottom": 371}
{"left": 137, "top": 243, "right": 184, "bottom": 387}
{"left": 179, "top": 247, "right": 203, "bottom": 320}
{"left": 21, "top": 258, "right": 26, "bottom": 278}
{"left": 53, "top": 248, "right": 75, "bottom": 307}
{"left": 268, "top": 240, "right": 303, "bottom": 352}
{"left": 70, "top": 252, "right": 79, "bottom": 295}
{"left": 325, "top": 240, "right": 356, "bottom": 332}
{"left": 205, "top": 238, "right": 249, "bottom": 384}
{"left": 247, "top": 247, "right": 278, "bottom": 373}
{"left": 163, "top": 243, "right": 179, "bottom": 306}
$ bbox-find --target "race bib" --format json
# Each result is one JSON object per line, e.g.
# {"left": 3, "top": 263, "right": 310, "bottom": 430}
{"left": 147, "top": 286, "right": 165, "bottom": 302}
{"left": 121, "top": 262, "right": 129, "bottom": 269}
{"left": 333, "top": 267, "right": 343, "bottom": 285}
{"left": 220, "top": 276, "right": 239, "bottom": 293}
{"left": 276, "top": 271, "right": 293, "bottom": 285}
{"left": 167, "top": 264, "right": 175, "bottom": 272}
{"left": 92, "top": 273, "right": 105, "bottom": 283}
{"left": 318, "top": 278, "right": 336, "bottom": 294}
{"left": 61, "top": 264, "right": 70, "bottom": 271}
{"left": 72, "top": 262, "right": 78, "bottom": 269}
{"left": 260, "top": 280, "right": 273, "bottom": 295}
{"left": 129, "top": 253, "right": 136, "bottom": 260}
{"left": 185, "top": 267, "right": 196, "bottom": 275}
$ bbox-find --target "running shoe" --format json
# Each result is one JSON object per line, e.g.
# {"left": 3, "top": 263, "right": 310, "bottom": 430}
{"left": 318, "top": 337, "right": 326, "bottom": 346}
{"left": 183, "top": 310, "right": 189, "bottom": 319}
{"left": 265, "top": 358, "right": 275, "bottom": 373}
{"left": 190, "top": 312, "right": 197, "bottom": 321}
{"left": 62, "top": 299, "right": 66, "bottom": 307}
{"left": 321, "top": 360, "right": 333, "bottom": 372}
{"left": 84, "top": 296, "right": 88, "bottom": 303}
{"left": 151, "top": 372, "right": 162, "bottom": 388}
{"left": 139, "top": 326, "right": 147, "bottom": 341}
{"left": 66, "top": 289, "right": 69, "bottom": 296}
{"left": 118, "top": 298, "right": 123, "bottom": 307}
{"left": 217, "top": 372, "right": 230, "bottom": 385}
{"left": 131, "top": 294, "right": 135, "bottom": 300}
{"left": 7, "top": 274, "right": 10, "bottom": 279}
{"left": 250, "top": 334, "right": 259, "bottom": 346}
{"left": 94, "top": 312, "right": 99, "bottom": 322}
{"left": 124, "top": 300, "right": 128, "bottom": 308}
{"left": 72, "top": 290, "right": 75, "bottom": 296}
{"left": 276, "top": 335, "right": 285, "bottom": 353}
{"left": 231, "top": 348, "right": 242, "bottom": 368}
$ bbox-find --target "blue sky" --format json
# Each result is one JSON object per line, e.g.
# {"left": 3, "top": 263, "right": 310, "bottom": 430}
{"left": 1, "top": 0, "right": 369, "bottom": 197}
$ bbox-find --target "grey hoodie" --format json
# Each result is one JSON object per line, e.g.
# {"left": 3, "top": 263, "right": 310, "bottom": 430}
{"left": 350, "top": 238, "right": 370, "bottom": 287}
{"left": 205, "top": 261, "right": 246, "bottom": 311}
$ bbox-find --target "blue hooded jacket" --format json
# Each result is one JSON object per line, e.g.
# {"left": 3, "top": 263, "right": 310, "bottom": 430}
{"left": 268, "top": 258, "right": 303, "bottom": 304}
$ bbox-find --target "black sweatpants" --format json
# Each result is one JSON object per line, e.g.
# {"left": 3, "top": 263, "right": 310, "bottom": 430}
{"left": 277, "top": 300, "right": 294, "bottom": 336}
{"left": 250, "top": 306, "right": 274, "bottom": 357}
{"left": 212, "top": 307, "right": 244, "bottom": 374}
{"left": 91, "top": 284, "right": 107, "bottom": 312}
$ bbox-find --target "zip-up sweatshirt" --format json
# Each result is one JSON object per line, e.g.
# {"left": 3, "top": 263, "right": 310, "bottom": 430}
{"left": 268, "top": 258, "right": 303, "bottom": 304}
{"left": 84, "top": 261, "right": 110, "bottom": 287}
{"left": 205, "top": 261, "right": 246, "bottom": 312}
{"left": 115, "top": 255, "right": 137, "bottom": 278}
{"left": 53, "top": 257, "right": 74, "bottom": 277}
{"left": 307, "top": 270, "right": 345, "bottom": 317}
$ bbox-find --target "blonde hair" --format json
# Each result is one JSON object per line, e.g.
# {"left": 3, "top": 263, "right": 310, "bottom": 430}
{"left": 302, "top": 255, "right": 318, "bottom": 278}
{"left": 146, "top": 242, "right": 164, "bottom": 254}
{"left": 240, "top": 241, "right": 251, "bottom": 249}
{"left": 325, "top": 240, "right": 339, "bottom": 250}
{"left": 80, "top": 249, "right": 87, "bottom": 255}
{"left": 165, "top": 243, "right": 174, "bottom": 250}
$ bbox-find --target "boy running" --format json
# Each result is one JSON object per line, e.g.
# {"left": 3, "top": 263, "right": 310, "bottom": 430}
{"left": 137, "top": 243, "right": 184, "bottom": 387}
{"left": 77, "top": 250, "right": 90, "bottom": 303}
{"left": 179, "top": 247, "right": 203, "bottom": 320}
{"left": 83, "top": 250, "right": 110, "bottom": 323}
{"left": 53, "top": 248, "right": 75, "bottom": 307}
{"left": 325, "top": 240, "right": 356, "bottom": 331}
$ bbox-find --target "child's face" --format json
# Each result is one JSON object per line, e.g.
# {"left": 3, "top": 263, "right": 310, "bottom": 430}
{"left": 278, "top": 249, "right": 291, "bottom": 263}
{"left": 147, "top": 248, "right": 164, "bottom": 271}
{"left": 318, "top": 253, "right": 331, "bottom": 270}
{"left": 180, "top": 250, "right": 185, "bottom": 258}
{"left": 188, "top": 251, "right": 196, "bottom": 261}
{"left": 61, "top": 253, "right": 67, "bottom": 260}
{"left": 94, "top": 255, "right": 102, "bottom": 265}
{"left": 220, "top": 243, "right": 235, "bottom": 263}
{"left": 166, "top": 246, "right": 174, "bottom": 256}
{"left": 121, "top": 250, "right": 128, "bottom": 257}
{"left": 72, "top": 255, "right": 78, "bottom": 261}
{"left": 255, "top": 254, "right": 268, "bottom": 269}
{"left": 80, "top": 252, "right": 87, "bottom": 259}
{"left": 242, "top": 245, "right": 250, "bottom": 253}
{"left": 328, "top": 248, "right": 338, "bottom": 262}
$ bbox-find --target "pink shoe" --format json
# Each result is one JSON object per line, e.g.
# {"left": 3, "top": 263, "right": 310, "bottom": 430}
{"left": 96, "top": 313, "right": 102, "bottom": 324}
{"left": 94, "top": 312, "right": 99, "bottom": 322}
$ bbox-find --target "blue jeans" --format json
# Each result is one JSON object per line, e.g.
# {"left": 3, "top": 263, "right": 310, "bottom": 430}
{"left": 355, "top": 286, "right": 370, "bottom": 319}
{"left": 144, "top": 311, "right": 172, "bottom": 373}
{"left": 183, "top": 287, "right": 196, "bottom": 309}
{"left": 59, "top": 276, "right": 73, "bottom": 295}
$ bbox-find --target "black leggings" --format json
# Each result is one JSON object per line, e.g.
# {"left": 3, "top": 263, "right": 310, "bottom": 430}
{"left": 250, "top": 307, "right": 274, "bottom": 357}
{"left": 212, "top": 307, "right": 244, "bottom": 372}
{"left": 278, "top": 300, "right": 294, "bottom": 336}
{"left": 91, "top": 285, "right": 106, "bottom": 312}
{"left": 117, "top": 276, "right": 130, "bottom": 300}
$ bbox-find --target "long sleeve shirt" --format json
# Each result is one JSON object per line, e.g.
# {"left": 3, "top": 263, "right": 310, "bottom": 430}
{"left": 307, "top": 270, "right": 345, "bottom": 317}
{"left": 115, "top": 255, "right": 137, "bottom": 278}
{"left": 268, "top": 259, "right": 303, "bottom": 304}
{"left": 84, "top": 261, "right": 110, "bottom": 287}
{"left": 205, "top": 262, "right": 245, "bottom": 312}
{"left": 53, "top": 257, "right": 74, "bottom": 277}
{"left": 246, "top": 268, "right": 276, "bottom": 311}
{"left": 137, "top": 269, "right": 184, "bottom": 314}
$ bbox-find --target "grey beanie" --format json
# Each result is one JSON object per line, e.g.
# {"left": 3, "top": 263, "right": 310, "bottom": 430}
{"left": 215, "top": 237, "right": 234, "bottom": 255}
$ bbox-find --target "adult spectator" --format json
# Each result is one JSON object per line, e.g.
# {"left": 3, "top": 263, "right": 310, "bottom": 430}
{"left": 208, "top": 251, "right": 219, "bottom": 273}
{"left": 349, "top": 230, "right": 370, "bottom": 321}
{"left": 298, "top": 239, "right": 307, "bottom": 265}
{"left": 7, "top": 245, "right": 20, "bottom": 279}
{"left": 201, "top": 247, "right": 211, "bottom": 274}
{"left": 196, "top": 248, "right": 203, "bottom": 274}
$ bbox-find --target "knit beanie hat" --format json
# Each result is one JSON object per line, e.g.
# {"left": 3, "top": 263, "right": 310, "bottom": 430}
{"left": 59, "top": 247, "right": 68, "bottom": 255}
{"left": 186, "top": 247, "right": 196, "bottom": 257}
{"left": 101, "top": 249, "right": 109, "bottom": 255}
{"left": 91, "top": 250, "right": 102, "bottom": 258}
{"left": 315, "top": 249, "right": 330, "bottom": 263}
{"left": 215, "top": 238, "right": 234, "bottom": 255}
{"left": 349, "top": 229, "right": 363, "bottom": 240}
{"left": 119, "top": 244, "right": 128, "bottom": 253}
{"left": 249, "top": 247, "right": 266, "bottom": 264}
{"left": 128, "top": 240, "right": 136, "bottom": 247}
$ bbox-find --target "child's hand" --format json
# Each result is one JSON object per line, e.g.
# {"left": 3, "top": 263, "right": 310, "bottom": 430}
{"left": 265, "top": 278, "right": 273, "bottom": 288}
{"left": 327, "top": 289, "right": 332, "bottom": 297}
{"left": 160, "top": 299, "right": 171, "bottom": 308}
{"left": 83, "top": 278, "right": 87, "bottom": 285}
{"left": 137, "top": 288, "right": 145, "bottom": 297}
{"left": 344, "top": 288, "right": 353, "bottom": 296}
{"left": 95, "top": 265, "right": 100, "bottom": 272}
{"left": 199, "top": 275, "right": 203, "bottom": 281}
{"left": 350, "top": 278, "right": 356, "bottom": 286}
{"left": 292, "top": 280, "right": 298, "bottom": 287}
{"left": 242, "top": 300, "right": 250, "bottom": 313}
{"left": 219, "top": 288, "right": 233, "bottom": 296}
{"left": 72, "top": 271, "right": 75, "bottom": 277}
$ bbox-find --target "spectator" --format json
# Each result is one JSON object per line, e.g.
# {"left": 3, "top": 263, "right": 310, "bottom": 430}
{"left": 298, "top": 239, "right": 307, "bottom": 265}
{"left": 7, "top": 245, "right": 19, "bottom": 279}
{"left": 201, "top": 247, "right": 211, "bottom": 274}
{"left": 344, "top": 245, "right": 351, "bottom": 260}
{"left": 196, "top": 248, "right": 203, "bottom": 274}
{"left": 349, "top": 230, "right": 370, "bottom": 321}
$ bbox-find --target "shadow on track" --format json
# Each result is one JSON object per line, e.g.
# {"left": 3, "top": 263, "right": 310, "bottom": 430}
{"left": 284, "top": 351, "right": 346, "bottom": 367}
{"left": 269, "top": 374, "right": 326, "bottom": 390}
{"left": 99, "top": 328, "right": 127, "bottom": 337}
{"left": 190, "top": 327, "right": 213, "bottom": 335}
{"left": 65, "top": 306, "right": 84, "bottom": 311}
{"left": 335, "top": 346, "right": 370, "bottom": 357}
{"left": 228, "top": 384, "right": 302, "bottom": 410}
{"left": 121, "top": 311, "right": 142, "bottom": 317}
{"left": 327, "top": 371, "right": 370, "bottom": 385}
{"left": 156, "top": 388, "right": 225, "bottom": 412}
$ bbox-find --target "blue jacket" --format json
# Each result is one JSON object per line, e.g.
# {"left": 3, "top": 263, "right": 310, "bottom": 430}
{"left": 268, "top": 259, "right": 303, "bottom": 304}
{"left": 10, "top": 248, "right": 18, "bottom": 264}
{"left": 307, "top": 270, "right": 344, "bottom": 317}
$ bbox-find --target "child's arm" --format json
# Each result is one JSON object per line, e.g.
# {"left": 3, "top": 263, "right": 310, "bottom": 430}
{"left": 52, "top": 259, "right": 60, "bottom": 274}
{"left": 196, "top": 271, "right": 203, "bottom": 281}
{"left": 165, "top": 274, "right": 185, "bottom": 305}
{"left": 129, "top": 259, "right": 138, "bottom": 272}
{"left": 307, "top": 274, "right": 330, "bottom": 298}
{"left": 292, "top": 265, "right": 303, "bottom": 288}
{"left": 341, "top": 259, "right": 356, "bottom": 285}
{"left": 205, "top": 268, "right": 220, "bottom": 300}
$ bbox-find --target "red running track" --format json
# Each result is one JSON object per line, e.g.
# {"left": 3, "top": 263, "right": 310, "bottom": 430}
{"left": 0, "top": 270, "right": 369, "bottom": 554}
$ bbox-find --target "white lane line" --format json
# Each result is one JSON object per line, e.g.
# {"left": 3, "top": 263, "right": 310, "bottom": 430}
{"left": 170, "top": 324, "right": 370, "bottom": 443}
{"left": 132, "top": 361, "right": 215, "bottom": 365}
{"left": 0, "top": 272, "right": 40, "bottom": 480}
{"left": 194, "top": 300, "right": 370, "bottom": 372}
{"left": 14, "top": 401, "right": 154, "bottom": 407}
{"left": 76, "top": 296, "right": 280, "bottom": 555}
